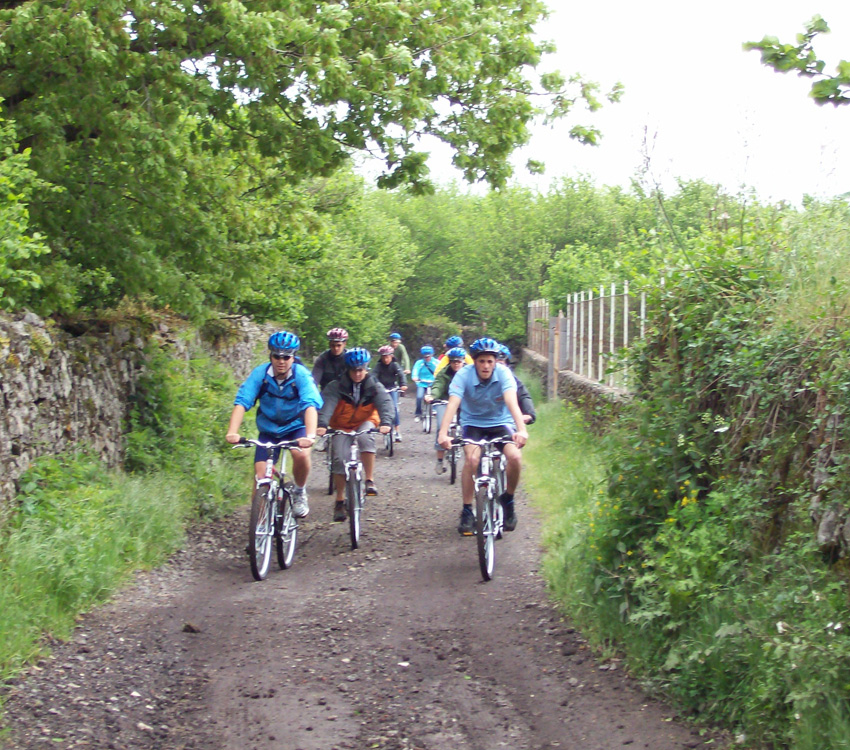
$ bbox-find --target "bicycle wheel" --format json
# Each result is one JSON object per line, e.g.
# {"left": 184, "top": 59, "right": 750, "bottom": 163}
{"left": 494, "top": 459, "right": 507, "bottom": 539}
{"left": 475, "top": 484, "right": 496, "bottom": 581}
{"left": 449, "top": 445, "right": 459, "bottom": 485}
{"left": 326, "top": 439, "right": 334, "bottom": 495}
{"left": 385, "top": 428, "right": 394, "bottom": 457}
{"left": 276, "top": 486, "right": 298, "bottom": 569}
{"left": 248, "top": 486, "right": 275, "bottom": 581}
{"left": 422, "top": 405, "right": 431, "bottom": 433}
{"left": 346, "top": 472, "right": 363, "bottom": 550}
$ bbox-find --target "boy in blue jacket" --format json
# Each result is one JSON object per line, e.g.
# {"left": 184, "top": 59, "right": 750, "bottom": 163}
{"left": 226, "top": 331, "right": 322, "bottom": 518}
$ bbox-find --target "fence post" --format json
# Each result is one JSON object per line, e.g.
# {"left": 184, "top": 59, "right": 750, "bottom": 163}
{"left": 598, "top": 284, "right": 604, "bottom": 385}
{"left": 609, "top": 282, "right": 616, "bottom": 387}
{"left": 549, "top": 311, "right": 560, "bottom": 400}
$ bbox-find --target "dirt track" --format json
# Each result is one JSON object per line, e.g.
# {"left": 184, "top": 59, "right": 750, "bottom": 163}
{"left": 2, "top": 394, "right": 725, "bottom": 750}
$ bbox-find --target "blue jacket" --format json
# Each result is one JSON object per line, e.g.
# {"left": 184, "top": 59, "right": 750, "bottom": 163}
{"left": 234, "top": 362, "right": 323, "bottom": 437}
{"left": 411, "top": 357, "right": 437, "bottom": 385}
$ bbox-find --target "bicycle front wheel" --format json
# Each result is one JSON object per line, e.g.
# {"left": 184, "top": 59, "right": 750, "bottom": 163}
{"left": 449, "top": 445, "right": 459, "bottom": 485}
{"left": 423, "top": 406, "right": 432, "bottom": 433}
{"left": 346, "top": 474, "right": 363, "bottom": 550}
{"left": 276, "top": 487, "right": 298, "bottom": 569}
{"left": 475, "top": 484, "right": 497, "bottom": 581}
{"left": 326, "top": 441, "right": 334, "bottom": 495}
{"left": 385, "top": 429, "right": 394, "bottom": 457}
{"left": 249, "top": 487, "right": 275, "bottom": 581}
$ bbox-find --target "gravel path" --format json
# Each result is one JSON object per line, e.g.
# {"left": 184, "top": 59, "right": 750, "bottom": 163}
{"left": 1, "top": 394, "right": 726, "bottom": 750}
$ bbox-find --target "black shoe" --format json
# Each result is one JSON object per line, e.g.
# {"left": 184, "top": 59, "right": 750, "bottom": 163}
{"left": 457, "top": 506, "right": 475, "bottom": 536}
{"left": 365, "top": 480, "right": 378, "bottom": 496}
{"left": 499, "top": 493, "right": 517, "bottom": 531}
{"left": 333, "top": 502, "right": 346, "bottom": 522}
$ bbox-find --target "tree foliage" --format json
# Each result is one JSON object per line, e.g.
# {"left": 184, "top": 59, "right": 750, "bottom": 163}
{"left": 745, "top": 15, "right": 850, "bottom": 105}
{"left": 0, "top": 0, "right": 614, "bottom": 318}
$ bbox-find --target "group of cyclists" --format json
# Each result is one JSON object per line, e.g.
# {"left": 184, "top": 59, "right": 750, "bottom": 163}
{"left": 225, "top": 326, "right": 533, "bottom": 535}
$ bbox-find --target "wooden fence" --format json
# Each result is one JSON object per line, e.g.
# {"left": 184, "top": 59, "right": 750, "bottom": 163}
{"left": 527, "top": 282, "right": 647, "bottom": 397}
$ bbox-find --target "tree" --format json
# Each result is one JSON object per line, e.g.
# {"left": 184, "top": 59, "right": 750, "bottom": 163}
{"left": 0, "top": 0, "right": 613, "bottom": 317}
{"left": 745, "top": 16, "right": 850, "bottom": 105}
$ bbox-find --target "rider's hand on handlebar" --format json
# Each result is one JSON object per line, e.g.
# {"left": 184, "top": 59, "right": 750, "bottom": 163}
{"left": 424, "top": 395, "right": 433, "bottom": 403}
{"left": 226, "top": 432, "right": 240, "bottom": 444}
{"left": 378, "top": 425, "right": 391, "bottom": 434}
{"left": 316, "top": 427, "right": 327, "bottom": 437}
{"left": 297, "top": 436, "right": 315, "bottom": 449}
{"left": 514, "top": 429, "right": 528, "bottom": 448}
{"left": 437, "top": 432, "right": 452, "bottom": 450}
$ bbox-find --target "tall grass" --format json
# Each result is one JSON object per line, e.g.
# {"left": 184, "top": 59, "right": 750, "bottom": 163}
{"left": 0, "top": 458, "right": 189, "bottom": 677}
{"left": 518, "top": 371, "right": 620, "bottom": 644}
{"left": 0, "top": 350, "right": 248, "bottom": 680}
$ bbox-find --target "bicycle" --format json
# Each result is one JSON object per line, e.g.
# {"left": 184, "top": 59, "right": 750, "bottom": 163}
{"left": 432, "top": 399, "right": 461, "bottom": 484}
{"left": 233, "top": 437, "right": 302, "bottom": 581}
{"left": 451, "top": 437, "right": 511, "bottom": 581}
{"left": 325, "top": 427, "right": 380, "bottom": 550}
{"left": 383, "top": 387, "right": 402, "bottom": 456}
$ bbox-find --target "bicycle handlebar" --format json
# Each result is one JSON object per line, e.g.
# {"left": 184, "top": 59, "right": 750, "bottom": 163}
{"left": 448, "top": 436, "right": 517, "bottom": 448}
{"left": 233, "top": 437, "right": 304, "bottom": 451}
{"left": 322, "top": 427, "right": 381, "bottom": 436}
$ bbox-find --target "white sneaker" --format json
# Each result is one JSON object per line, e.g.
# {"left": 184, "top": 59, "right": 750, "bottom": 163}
{"left": 414, "top": 416, "right": 421, "bottom": 423}
{"left": 291, "top": 488, "right": 309, "bottom": 518}
{"left": 395, "top": 432, "right": 402, "bottom": 443}
{"left": 435, "top": 461, "right": 446, "bottom": 475}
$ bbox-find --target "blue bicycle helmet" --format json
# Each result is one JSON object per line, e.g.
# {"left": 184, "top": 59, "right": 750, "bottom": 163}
{"left": 268, "top": 330, "right": 300, "bottom": 354}
{"left": 389, "top": 332, "right": 402, "bottom": 340}
{"left": 344, "top": 347, "right": 371, "bottom": 368}
{"left": 469, "top": 337, "right": 500, "bottom": 357}
{"left": 420, "top": 345, "right": 434, "bottom": 356}
{"left": 498, "top": 344, "right": 511, "bottom": 361}
{"left": 447, "top": 346, "right": 467, "bottom": 360}
{"left": 444, "top": 335, "right": 463, "bottom": 348}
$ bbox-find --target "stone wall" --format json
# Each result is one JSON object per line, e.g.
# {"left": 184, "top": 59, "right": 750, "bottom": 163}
{"left": 0, "top": 312, "right": 273, "bottom": 519}
{"left": 521, "top": 347, "right": 629, "bottom": 424}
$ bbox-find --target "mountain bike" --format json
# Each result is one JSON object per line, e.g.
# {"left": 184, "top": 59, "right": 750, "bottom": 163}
{"left": 325, "top": 427, "right": 379, "bottom": 550}
{"left": 234, "top": 437, "right": 302, "bottom": 581}
{"left": 452, "top": 437, "right": 510, "bottom": 581}
{"left": 432, "top": 400, "right": 462, "bottom": 484}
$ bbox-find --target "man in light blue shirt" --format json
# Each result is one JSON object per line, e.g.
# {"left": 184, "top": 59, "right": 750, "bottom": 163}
{"left": 437, "top": 338, "right": 528, "bottom": 535}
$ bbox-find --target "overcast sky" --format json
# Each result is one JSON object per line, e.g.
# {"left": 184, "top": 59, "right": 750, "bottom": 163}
{"left": 371, "top": 1, "right": 850, "bottom": 205}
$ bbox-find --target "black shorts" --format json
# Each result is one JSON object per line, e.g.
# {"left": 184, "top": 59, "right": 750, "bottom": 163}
{"left": 461, "top": 424, "right": 515, "bottom": 444}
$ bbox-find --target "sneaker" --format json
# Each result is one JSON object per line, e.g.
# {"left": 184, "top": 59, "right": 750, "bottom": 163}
{"left": 394, "top": 432, "right": 402, "bottom": 443}
{"left": 365, "top": 480, "right": 378, "bottom": 496}
{"left": 314, "top": 435, "right": 328, "bottom": 452}
{"left": 333, "top": 501, "right": 346, "bottom": 522}
{"left": 414, "top": 416, "right": 421, "bottom": 423}
{"left": 499, "top": 493, "right": 517, "bottom": 531}
{"left": 435, "top": 460, "right": 446, "bottom": 475}
{"left": 457, "top": 506, "right": 475, "bottom": 536}
{"left": 291, "top": 488, "right": 309, "bottom": 518}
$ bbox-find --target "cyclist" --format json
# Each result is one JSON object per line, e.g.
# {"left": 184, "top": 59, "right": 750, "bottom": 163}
{"left": 437, "top": 337, "right": 528, "bottom": 535}
{"left": 497, "top": 344, "right": 537, "bottom": 425}
{"left": 388, "top": 332, "right": 411, "bottom": 374}
{"left": 315, "top": 347, "right": 394, "bottom": 522}
{"left": 425, "top": 346, "right": 467, "bottom": 474}
{"left": 375, "top": 345, "right": 408, "bottom": 441}
{"left": 226, "top": 331, "right": 322, "bottom": 518}
{"left": 411, "top": 345, "right": 437, "bottom": 422}
{"left": 312, "top": 328, "right": 349, "bottom": 390}
{"left": 434, "top": 335, "right": 473, "bottom": 375}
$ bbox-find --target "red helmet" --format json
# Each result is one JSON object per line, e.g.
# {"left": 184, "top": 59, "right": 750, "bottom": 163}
{"left": 378, "top": 345, "right": 394, "bottom": 356}
{"left": 327, "top": 327, "right": 349, "bottom": 342}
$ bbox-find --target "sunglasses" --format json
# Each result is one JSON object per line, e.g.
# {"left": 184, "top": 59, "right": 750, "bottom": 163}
{"left": 271, "top": 353, "right": 293, "bottom": 361}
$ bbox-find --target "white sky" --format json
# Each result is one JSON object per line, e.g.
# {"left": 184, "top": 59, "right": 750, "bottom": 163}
{"left": 370, "top": 1, "right": 850, "bottom": 205}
